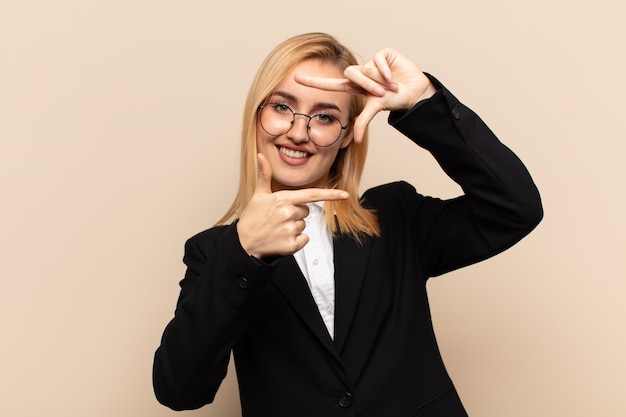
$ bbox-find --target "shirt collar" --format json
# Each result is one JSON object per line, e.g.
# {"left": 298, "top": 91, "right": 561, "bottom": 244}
{"left": 307, "top": 201, "right": 324, "bottom": 218}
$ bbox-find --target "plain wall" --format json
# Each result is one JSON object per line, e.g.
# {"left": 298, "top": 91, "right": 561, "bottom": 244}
{"left": 1, "top": 1, "right": 625, "bottom": 416}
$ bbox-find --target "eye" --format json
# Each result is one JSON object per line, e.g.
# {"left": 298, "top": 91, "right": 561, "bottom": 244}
{"left": 269, "top": 103, "right": 292, "bottom": 114}
{"left": 313, "top": 113, "right": 337, "bottom": 125}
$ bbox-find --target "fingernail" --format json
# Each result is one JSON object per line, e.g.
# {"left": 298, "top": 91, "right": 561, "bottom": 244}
{"left": 374, "top": 86, "right": 385, "bottom": 96}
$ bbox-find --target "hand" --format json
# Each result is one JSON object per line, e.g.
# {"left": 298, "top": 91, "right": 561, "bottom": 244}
{"left": 295, "top": 48, "right": 437, "bottom": 143}
{"left": 236, "top": 154, "right": 349, "bottom": 258}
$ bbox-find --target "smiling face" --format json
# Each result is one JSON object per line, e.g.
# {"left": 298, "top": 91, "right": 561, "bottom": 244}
{"left": 256, "top": 59, "right": 353, "bottom": 191}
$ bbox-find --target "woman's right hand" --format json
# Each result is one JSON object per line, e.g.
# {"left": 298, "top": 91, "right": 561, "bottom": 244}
{"left": 236, "top": 154, "right": 349, "bottom": 259}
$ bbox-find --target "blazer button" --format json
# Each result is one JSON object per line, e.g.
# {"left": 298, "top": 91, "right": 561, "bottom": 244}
{"left": 452, "top": 106, "right": 460, "bottom": 120}
{"left": 337, "top": 392, "right": 352, "bottom": 408}
{"left": 238, "top": 277, "right": 249, "bottom": 289}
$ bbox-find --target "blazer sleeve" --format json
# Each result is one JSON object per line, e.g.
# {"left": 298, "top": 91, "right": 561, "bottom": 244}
{"left": 383, "top": 74, "right": 543, "bottom": 278}
{"left": 152, "top": 223, "right": 275, "bottom": 410}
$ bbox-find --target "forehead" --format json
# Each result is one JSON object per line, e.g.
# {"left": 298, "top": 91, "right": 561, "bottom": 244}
{"left": 274, "top": 59, "right": 350, "bottom": 110}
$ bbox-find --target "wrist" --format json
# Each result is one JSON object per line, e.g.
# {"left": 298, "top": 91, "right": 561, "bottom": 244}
{"left": 417, "top": 82, "right": 438, "bottom": 102}
{"left": 236, "top": 222, "right": 261, "bottom": 258}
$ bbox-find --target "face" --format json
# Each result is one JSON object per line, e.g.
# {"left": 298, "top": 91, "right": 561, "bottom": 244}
{"left": 256, "top": 59, "right": 353, "bottom": 191}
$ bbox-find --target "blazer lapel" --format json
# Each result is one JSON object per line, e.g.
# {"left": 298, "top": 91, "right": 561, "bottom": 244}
{"left": 270, "top": 255, "right": 339, "bottom": 358}
{"left": 333, "top": 232, "right": 373, "bottom": 353}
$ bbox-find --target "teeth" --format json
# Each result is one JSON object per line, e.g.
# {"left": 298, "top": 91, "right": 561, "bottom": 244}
{"left": 280, "top": 146, "right": 308, "bottom": 158}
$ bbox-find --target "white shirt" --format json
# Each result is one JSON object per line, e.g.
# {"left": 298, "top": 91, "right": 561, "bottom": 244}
{"left": 293, "top": 201, "right": 335, "bottom": 339}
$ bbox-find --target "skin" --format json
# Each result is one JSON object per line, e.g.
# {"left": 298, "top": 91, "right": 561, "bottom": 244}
{"left": 237, "top": 49, "right": 437, "bottom": 259}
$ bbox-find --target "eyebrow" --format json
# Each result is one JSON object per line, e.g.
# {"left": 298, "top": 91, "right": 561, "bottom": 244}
{"left": 270, "top": 90, "right": 343, "bottom": 113}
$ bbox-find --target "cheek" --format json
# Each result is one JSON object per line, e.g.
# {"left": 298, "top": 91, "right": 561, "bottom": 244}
{"left": 317, "top": 147, "right": 342, "bottom": 170}
{"left": 255, "top": 125, "right": 272, "bottom": 149}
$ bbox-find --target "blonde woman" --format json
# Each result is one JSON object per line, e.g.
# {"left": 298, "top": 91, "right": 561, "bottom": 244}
{"left": 153, "top": 32, "right": 542, "bottom": 417}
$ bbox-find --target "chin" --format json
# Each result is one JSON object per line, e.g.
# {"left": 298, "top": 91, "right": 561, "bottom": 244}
{"left": 273, "top": 176, "right": 324, "bottom": 191}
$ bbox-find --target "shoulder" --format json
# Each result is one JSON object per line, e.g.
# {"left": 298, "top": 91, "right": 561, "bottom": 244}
{"left": 184, "top": 224, "right": 234, "bottom": 258}
{"left": 361, "top": 181, "right": 450, "bottom": 234}
{"left": 361, "top": 181, "right": 419, "bottom": 209}
{"left": 361, "top": 181, "right": 425, "bottom": 229}
{"left": 187, "top": 224, "right": 231, "bottom": 245}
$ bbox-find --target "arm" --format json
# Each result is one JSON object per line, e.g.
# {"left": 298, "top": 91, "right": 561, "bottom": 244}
{"left": 152, "top": 224, "right": 272, "bottom": 410}
{"left": 387, "top": 75, "right": 543, "bottom": 276}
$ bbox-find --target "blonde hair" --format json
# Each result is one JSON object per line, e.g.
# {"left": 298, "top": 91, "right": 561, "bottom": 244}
{"left": 217, "top": 32, "right": 379, "bottom": 242}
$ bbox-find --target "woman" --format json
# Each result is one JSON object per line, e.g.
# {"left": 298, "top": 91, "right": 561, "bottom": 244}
{"left": 153, "top": 32, "right": 542, "bottom": 416}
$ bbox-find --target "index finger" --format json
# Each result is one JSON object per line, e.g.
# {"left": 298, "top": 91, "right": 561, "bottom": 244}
{"left": 294, "top": 74, "right": 353, "bottom": 93}
{"left": 279, "top": 188, "right": 350, "bottom": 205}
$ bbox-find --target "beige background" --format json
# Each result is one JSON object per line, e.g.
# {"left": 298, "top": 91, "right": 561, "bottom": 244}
{"left": 1, "top": 1, "right": 625, "bottom": 416}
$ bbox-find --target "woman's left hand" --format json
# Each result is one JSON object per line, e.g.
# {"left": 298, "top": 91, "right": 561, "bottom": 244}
{"left": 295, "top": 48, "right": 437, "bottom": 143}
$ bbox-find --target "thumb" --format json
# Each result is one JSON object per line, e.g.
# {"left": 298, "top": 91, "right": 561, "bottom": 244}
{"left": 353, "top": 100, "right": 383, "bottom": 143}
{"left": 255, "top": 153, "right": 273, "bottom": 194}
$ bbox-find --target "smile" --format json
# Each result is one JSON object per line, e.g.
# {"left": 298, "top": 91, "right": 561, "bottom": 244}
{"left": 279, "top": 146, "right": 310, "bottom": 159}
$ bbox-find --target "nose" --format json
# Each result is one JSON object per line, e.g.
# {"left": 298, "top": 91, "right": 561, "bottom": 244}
{"left": 287, "top": 113, "right": 310, "bottom": 144}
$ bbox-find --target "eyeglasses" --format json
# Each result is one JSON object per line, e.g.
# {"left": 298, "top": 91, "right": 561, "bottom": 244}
{"left": 258, "top": 103, "right": 349, "bottom": 147}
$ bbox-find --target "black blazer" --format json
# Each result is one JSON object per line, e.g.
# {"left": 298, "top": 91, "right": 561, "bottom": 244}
{"left": 153, "top": 78, "right": 543, "bottom": 417}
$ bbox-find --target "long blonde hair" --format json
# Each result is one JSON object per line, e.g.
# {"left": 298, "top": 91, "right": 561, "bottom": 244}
{"left": 217, "top": 32, "right": 379, "bottom": 242}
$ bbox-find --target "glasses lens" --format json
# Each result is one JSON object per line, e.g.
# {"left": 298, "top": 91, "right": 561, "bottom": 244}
{"left": 259, "top": 103, "right": 293, "bottom": 136}
{"left": 309, "top": 114, "right": 343, "bottom": 147}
